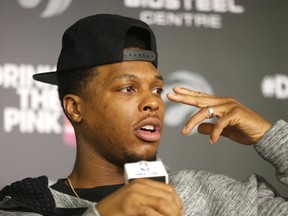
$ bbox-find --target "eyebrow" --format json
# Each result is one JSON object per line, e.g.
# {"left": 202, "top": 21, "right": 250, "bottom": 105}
{"left": 110, "top": 73, "right": 164, "bottom": 83}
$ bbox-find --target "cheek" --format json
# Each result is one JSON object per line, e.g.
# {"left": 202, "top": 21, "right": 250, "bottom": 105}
{"left": 103, "top": 102, "right": 109, "bottom": 110}
{"left": 159, "top": 100, "right": 165, "bottom": 115}
{"left": 96, "top": 100, "right": 133, "bottom": 128}
{"left": 106, "top": 102, "right": 135, "bottom": 125}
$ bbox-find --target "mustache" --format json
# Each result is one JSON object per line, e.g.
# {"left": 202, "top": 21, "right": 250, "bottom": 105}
{"left": 133, "top": 114, "right": 162, "bottom": 127}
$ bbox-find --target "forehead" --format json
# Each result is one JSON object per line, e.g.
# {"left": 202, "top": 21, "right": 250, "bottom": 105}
{"left": 95, "top": 61, "right": 162, "bottom": 83}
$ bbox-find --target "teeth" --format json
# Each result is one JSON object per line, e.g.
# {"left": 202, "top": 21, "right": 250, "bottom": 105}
{"left": 141, "top": 125, "right": 154, "bottom": 130}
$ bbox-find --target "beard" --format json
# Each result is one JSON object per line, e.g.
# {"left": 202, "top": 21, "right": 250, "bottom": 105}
{"left": 111, "top": 148, "right": 158, "bottom": 167}
{"left": 103, "top": 135, "right": 159, "bottom": 167}
{"left": 123, "top": 151, "right": 157, "bottom": 163}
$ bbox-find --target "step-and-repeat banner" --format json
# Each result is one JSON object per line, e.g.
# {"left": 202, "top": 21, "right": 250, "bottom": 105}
{"left": 1, "top": 0, "right": 287, "bottom": 196}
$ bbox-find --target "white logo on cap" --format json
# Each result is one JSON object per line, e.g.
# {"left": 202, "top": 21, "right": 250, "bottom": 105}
{"left": 17, "top": 0, "right": 72, "bottom": 18}
{"left": 163, "top": 70, "right": 214, "bottom": 135}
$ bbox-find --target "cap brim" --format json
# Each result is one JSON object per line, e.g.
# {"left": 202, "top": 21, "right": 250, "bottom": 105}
{"left": 32, "top": 50, "right": 156, "bottom": 86}
{"left": 33, "top": 72, "right": 58, "bottom": 85}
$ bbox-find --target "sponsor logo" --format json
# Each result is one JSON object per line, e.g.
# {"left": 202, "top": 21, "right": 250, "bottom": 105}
{"left": 124, "top": 0, "right": 245, "bottom": 29}
{"left": 261, "top": 74, "right": 288, "bottom": 99}
{"left": 0, "top": 63, "right": 77, "bottom": 146}
{"left": 163, "top": 70, "right": 214, "bottom": 135}
{"left": 139, "top": 161, "right": 150, "bottom": 172}
{"left": 17, "top": 0, "right": 72, "bottom": 18}
{"left": 0, "top": 63, "right": 62, "bottom": 133}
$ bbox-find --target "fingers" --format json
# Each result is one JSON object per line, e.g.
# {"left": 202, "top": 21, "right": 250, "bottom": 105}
{"left": 181, "top": 100, "right": 238, "bottom": 136}
{"left": 166, "top": 87, "right": 272, "bottom": 144}
{"left": 167, "top": 87, "right": 223, "bottom": 108}
{"left": 97, "top": 178, "right": 183, "bottom": 216}
{"left": 129, "top": 179, "right": 182, "bottom": 214}
{"left": 171, "top": 87, "right": 212, "bottom": 98}
{"left": 130, "top": 179, "right": 183, "bottom": 216}
{"left": 197, "top": 111, "right": 239, "bottom": 144}
{"left": 138, "top": 206, "right": 164, "bottom": 216}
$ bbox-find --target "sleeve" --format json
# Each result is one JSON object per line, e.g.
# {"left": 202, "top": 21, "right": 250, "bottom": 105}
{"left": 82, "top": 204, "right": 101, "bottom": 216}
{"left": 254, "top": 119, "right": 288, "bottom": 185}
{"left": 253, "top": 120, "right": 288, "bottom": 215}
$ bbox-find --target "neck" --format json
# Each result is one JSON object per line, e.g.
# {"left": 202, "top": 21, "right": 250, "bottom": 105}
{"left": 68, "top": 144, "right": 125, "bottom": 188}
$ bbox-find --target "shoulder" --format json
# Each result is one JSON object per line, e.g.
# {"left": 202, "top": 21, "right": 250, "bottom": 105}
{"left": 0, "top": 176, "right": 50, "bottom": 199}
{"left": 169, "top": 170, "right": 261, "bottom": 214}
{"left": 50, "top": 188, "right": 94, "bottom": 208}
{"left": 169, "top": 169, "right": 259, "bottom": 195}
{"left": 0, "top": 176, "right": 54, "bottom": 215}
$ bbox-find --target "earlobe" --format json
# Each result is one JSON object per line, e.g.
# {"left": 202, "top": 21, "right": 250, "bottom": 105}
{"left": 63, "top": 94, "right": 82, "bottom": 123}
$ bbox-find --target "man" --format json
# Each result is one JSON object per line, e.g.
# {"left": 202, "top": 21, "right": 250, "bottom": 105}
{"left": 0, "top": 14, "right": 287, "bottom": 216}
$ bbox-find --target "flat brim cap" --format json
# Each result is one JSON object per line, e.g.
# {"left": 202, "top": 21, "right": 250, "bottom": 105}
{"left": 33, "top": 14, "right": 158, "bottom": 85}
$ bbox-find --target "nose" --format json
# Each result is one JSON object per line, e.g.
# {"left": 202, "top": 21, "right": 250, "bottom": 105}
{"left": 139, "top": 93, "right": 161, "bottom": 113}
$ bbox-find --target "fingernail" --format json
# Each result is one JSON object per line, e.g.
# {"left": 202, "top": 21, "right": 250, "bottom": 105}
{"left": 181, "top": 126, "right": 187, "bottom": 134}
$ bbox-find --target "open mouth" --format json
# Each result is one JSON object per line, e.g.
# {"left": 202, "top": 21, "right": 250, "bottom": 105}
{"left": 140, "top": 125, "right": 156, "bottom": 133}
{"left": 136, "top": 124, "right": 161, "bottom": 142}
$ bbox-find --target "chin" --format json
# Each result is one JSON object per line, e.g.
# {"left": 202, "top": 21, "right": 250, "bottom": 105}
{"left": 116, "top": 152, "right": 157, "bottom": 166}
{"left": 128, "top": 154, "right": 157, "bottom": 163}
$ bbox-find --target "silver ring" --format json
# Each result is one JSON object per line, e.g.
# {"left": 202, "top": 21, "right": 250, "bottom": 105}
{"left": 207, "top": 106, "right": 215, "bottom": 119}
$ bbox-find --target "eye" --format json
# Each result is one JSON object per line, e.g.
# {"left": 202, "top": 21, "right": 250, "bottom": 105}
{"left": 120, "top": 86, "right": 135, "bottom": 93}
{"left": 152, "top": 87, "right": 164, "bottom": 95}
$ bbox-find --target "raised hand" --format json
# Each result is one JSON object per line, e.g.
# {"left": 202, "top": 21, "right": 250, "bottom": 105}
{"left": 167, "top": 87, "right": 272, "bottom": 145}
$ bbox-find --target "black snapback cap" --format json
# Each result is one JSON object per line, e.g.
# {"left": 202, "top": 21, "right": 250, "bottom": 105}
{"left": 33, "top": 14, "right": 158, "bottom": 85}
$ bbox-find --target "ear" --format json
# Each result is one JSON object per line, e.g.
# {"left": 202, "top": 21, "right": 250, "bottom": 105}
{"left": 63, "top": 94, "right": 82, "bottom": 123}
